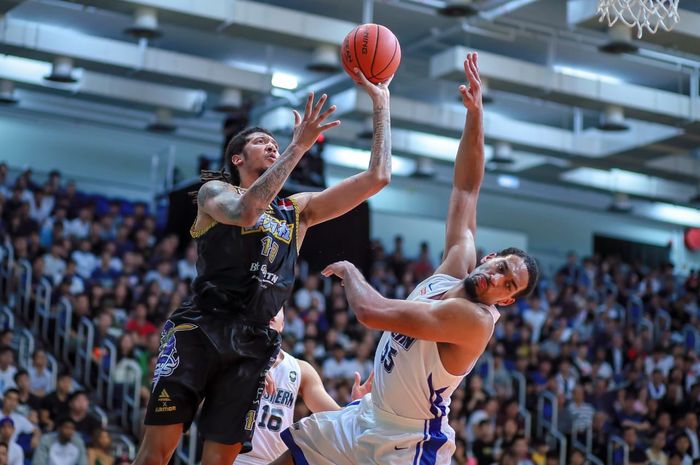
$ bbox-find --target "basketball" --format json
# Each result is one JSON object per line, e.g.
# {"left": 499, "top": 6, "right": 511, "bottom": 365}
{"left": 341, "top": 23, "right": 401, "bottom": 84}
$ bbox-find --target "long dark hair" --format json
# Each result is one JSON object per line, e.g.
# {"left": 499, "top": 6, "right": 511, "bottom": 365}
{"left": 190, "top": 127, "right": 274, "bottom": 202}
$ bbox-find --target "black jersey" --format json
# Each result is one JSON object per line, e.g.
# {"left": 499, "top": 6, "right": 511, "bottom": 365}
{"left": 178, "top": 194, "right": 299, "bottom": 325}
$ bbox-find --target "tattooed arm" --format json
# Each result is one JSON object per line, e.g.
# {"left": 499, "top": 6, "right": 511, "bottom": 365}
{"left": 291, "top": 69, "right": 393, "bottom": 231}
{"left": 198, "top": 93, "right": 340, "bottom": 227}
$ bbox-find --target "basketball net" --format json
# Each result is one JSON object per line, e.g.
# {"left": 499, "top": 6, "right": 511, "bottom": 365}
{"left": 597, "top": 0, "right": 680, "bottom": 38}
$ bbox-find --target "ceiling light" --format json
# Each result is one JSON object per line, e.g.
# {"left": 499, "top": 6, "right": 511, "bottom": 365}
{"left": 599, "top": 23, "right": 638, "bottom": 54}
{"left": 497, "top": 174, "right": 520, "bottom": 189}
{"left": 45, "top": 57, "right": 78, "bottom": 83}
{"left": 438, "top": 0, "right": 478, "bottom": 17}
{"left": 553, "top": 65, "right": 622, "bottom": 84}
{"left": 271, "top": 72, "right": 298, "bottom": 90}
{"left": 213, "top": 88, "right": 243, "bottom": 113}
{"left": 125, "top": 6, "right": 162, "bottom": 39}
{"left": 307, "top": 45, "right": 341, "bottom": 73}
{"left": 146, "top": 108, "right": 176, "bottom": 133}
{"left": 411, "top": 157, "right": 436, "bottom": 178}
{"left": 0, "top": 80, "right": 18, "bottom": 105}
{"left": 598, "top": 105, "right": 629, "bottom": 131}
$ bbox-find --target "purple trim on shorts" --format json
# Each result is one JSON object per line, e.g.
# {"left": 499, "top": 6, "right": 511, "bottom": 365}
{"left": 280, "top": 428, "right": 310, "bottom": 465}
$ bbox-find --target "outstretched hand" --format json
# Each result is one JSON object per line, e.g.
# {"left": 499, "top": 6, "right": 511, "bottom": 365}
{"left": 353, "top": 68, "right": 392, "bottom": 103}
{"left": 351, "top": 371, "right": 374, "bottom": 401}
{"left": 292, "top": 92, "right": 341, "bottom": 152}
{"left": 321, "top": 260, "right": 355, "bottom": 281}
{"left": 458, "top": 52, "right": 483, "bottom": 113}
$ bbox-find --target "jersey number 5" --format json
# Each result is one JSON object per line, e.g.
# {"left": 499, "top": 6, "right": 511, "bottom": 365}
{"left": 380, "top": 341, "right": 398, "bottom": 373}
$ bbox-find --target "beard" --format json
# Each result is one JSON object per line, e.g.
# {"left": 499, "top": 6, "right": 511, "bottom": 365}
{"left": 463, "top": 275, "right": 480, "bottom": 302}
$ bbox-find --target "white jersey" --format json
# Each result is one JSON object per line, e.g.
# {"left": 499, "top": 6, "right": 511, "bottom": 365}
{"left": 372, "top": 273, "right": 500, "bottom": 421}
{"left": 235, "top": 351, "right": 301, "bottom": 465}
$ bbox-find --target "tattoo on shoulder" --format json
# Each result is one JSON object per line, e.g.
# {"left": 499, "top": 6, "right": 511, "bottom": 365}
{"left": 197, "top": 180, "right": 228, "bottom": 206}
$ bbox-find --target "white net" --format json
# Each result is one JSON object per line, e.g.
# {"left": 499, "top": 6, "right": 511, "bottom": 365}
{"left": 597, "top": 0, "right": 680, "bottom": 38}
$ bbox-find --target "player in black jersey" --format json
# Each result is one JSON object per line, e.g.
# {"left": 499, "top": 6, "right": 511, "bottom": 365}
{"left": 135, "top": 69, "right": 393, "bottom": 465}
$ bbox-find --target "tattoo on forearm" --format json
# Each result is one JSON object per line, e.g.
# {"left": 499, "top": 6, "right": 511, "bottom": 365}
{"left": 369, "top": 103, "right": 391, "bottom": 178}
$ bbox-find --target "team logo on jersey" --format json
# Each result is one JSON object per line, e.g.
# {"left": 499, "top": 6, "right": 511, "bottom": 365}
{"left": 289, "top": 370, "right": 297, "bottom": 383}
{"left": 152, "top": 320, "right": 197, "bottom": 391}
{"left": 391, "top": 333, "right": 417, "bottom": 351}
{"left": 241, "top": 214, "right": 293, "bottom": 244}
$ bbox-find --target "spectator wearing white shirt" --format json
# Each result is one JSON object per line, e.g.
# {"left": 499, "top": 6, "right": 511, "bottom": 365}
{"left": 522, "top": 296, "right": 547, "bottom": 342}
{"left": 282, "top": 307, "right": 305, "bottom": 342}
{"left": 144, "top": 261, "right": 174, "bottom": 294}
{"left": 71, "top": 241, "right": 97, "bottom": 280}
{"left": 43, "top": 244, "right": 67, "bottom": 286}
{"left": 555, "top": 359, "right": 578, "bottom": 400}
{"left": 29, "top": 188, "right": 55, "bottom": 225}
{"left": 684, "top": 412, "right": 700, "bottom": 460}
{"left": 28, "top": 350, "right": 53, "bottom": 397}
{"left": 294, "top": 274, "right": 326, "bottom": 312}
{"left": 647, "top": 369, "right": 667, "bottom": 401}
{"left": 567, "top": 386, "right": 595, "bottom": 435}
{"left": 177, "top": 244, "right": 197, "bottom": 281}
{"left": 0, "top": 417, "right": 24, "bottom": 465}
{"left": 321, "top": 344, "right": 355, "bottom": 380}
{"left": 1, "top": 389, "right": 40, "bottom": 447}
{"left": 0, "top": 348, "right": 17, "bottom": 394}
{"left": 31, "top": 417, "right": 86, "bottom": 465}
{"left": 65, "top": 208, "right": 92, "bottom": 240}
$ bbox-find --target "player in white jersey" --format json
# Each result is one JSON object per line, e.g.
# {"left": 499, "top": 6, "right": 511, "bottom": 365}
{"left": 235, "top": 309, "right": 373, "bottom": 465}
{"left": 267, "top": 53, "right": 539, "bottom": 465}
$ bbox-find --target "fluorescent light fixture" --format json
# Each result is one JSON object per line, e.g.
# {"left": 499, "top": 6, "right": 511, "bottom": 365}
{"left": 645, "top": 203, "right": 700, "bottom": 227}
{"left": 561, "top": 167, "right": 694, "bottom": 203}
{"left": 271, "top": 72, "right": 298, "bottom": 90}
{"left": 323, "top": 145, "right": 415, "bottom": 176}
{"left": 497, "top": 174, "right": 520, "bottom": 189}
{"left": 553, "top": 65, "right": 622, "bottom": 84}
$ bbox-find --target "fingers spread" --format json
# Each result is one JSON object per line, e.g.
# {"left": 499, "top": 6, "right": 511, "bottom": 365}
{"left": 292, "top": 109, "right": 301, "bottom": 126}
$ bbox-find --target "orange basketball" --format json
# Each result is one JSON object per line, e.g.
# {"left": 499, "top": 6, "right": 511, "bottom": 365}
{"left": 341, "top": 23, "right": 401, "bottom": 85}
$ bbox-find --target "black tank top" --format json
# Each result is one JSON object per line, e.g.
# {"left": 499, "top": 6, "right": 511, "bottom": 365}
{"left": 179, "top": 194, "right": 299, "bottom": 325}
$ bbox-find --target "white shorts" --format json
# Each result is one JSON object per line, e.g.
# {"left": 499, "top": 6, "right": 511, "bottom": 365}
{"left": 280, "top": 394, "right": 456, "bottom": 465}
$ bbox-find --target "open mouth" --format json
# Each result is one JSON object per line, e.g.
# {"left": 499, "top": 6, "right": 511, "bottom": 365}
{"left": 476, "top": 275, "right": 488, "bottom": 290}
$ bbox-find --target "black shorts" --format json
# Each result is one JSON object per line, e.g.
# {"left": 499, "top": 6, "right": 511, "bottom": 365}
{"left": 144, "top": 315, "right": 280, "bottom": 447}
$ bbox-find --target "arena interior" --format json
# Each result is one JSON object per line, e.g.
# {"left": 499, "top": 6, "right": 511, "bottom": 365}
{"left": 1, "top": 1, "right": 700, "bottom": 465}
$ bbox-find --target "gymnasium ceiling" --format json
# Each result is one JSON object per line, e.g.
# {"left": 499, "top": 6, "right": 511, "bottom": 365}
{"left": 1, "top": 0, "right": 700, "bottom": 224}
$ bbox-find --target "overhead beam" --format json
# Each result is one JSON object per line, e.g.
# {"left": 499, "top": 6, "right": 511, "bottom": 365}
{"left": 0, "top": 55, "right": 207, "bottom": 112}
{"left": 76, "top": 0, "right": 355, "bottom": 48}
{"left": 0, "top": 17, "right": 270, "bottom": 92}
{"left": 430, "top": 45, "right": 697, "bottom": 123}
{"left": 329, "top": 88, "right": 682, "bottom": 158}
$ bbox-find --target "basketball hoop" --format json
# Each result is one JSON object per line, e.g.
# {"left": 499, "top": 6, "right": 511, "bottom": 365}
{"left": 597, "top": 0, "right": 680, "bottom": 38}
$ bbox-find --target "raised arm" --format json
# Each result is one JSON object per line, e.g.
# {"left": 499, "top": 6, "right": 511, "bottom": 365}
{"left": 291, "top": 69, "right": 392, "bottom": 230}
{"left": 322, "top": 261, "right": 494, "bottom": 350}
{"left": 199, "top": 93, "right": 340, "bottom": 227}
{"left": 436, "top": 52, "right": 485, "bottom": 278}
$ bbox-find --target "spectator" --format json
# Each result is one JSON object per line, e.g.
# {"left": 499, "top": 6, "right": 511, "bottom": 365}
{"left": 86, "top": 429, "right": 113, "bottom": 465}
{"left": 43, "top": 244, "right": 66, "bottom": 286}
{"left": 0, "top": 418, "right": 23, "bottom": 465}
{"left": 622, "top": 426, "right": 652, "bottom": 465}
{"left": 647, "top": 429, "right": 669, "bottom": 465}
{"left": 28, "top": 349, "right": 53, "bottom": 396}
{"left": 124, "top": 303, "right": 157, "bottom": 346}
{"left": 674, "top": 434, "right": 694, "bottom": 465}
{"left": 568, "top": 385, "right": 595, "bottom": 435}
{"left": 294, "top": 274, "right": 325, "bottom": 312}
{"left": 66, "top": 392, "right": 100, "bottom": 446}
{"left": 568, "top": 449, "right": 586, "bottom": 465}
{"left": 412, "top": 241, "right": 434, "bottom": 282}
{"left": 472, "top": 419, "right": 497, "bottom": 465}
{"left": 0, "top": 442, "right": 7, "bottom": 465}
{"left": 321, "top": 344, "right": 355, "bottom": 380}
{"left": 0, "top": 389, "right": 40, "bottom": 448}
{"left": 40, "top": 372, "right": 72, "bottom": 431}
{"left": 176, "top": 243, "right": 197, "bottom": 281}
{"left": 0, "top": 347, "right": 17, "bottom": 393}
{"left": 685, "top": 412, "right": 700, "bottom": 460}
{"left": 32, "top": 417, "right": 87, "bottom": 465}
{"left": 522, "top": 296, "right": 547, "bottom": 343}
{"left": 13, "top": 370, "right": 41, "bottom": 418}
{"left": 511, "top": 436, "right": 534, "bottom": 465}
{"left": 71, "top": 240, "right": 97, "bottom": 280}
{"left": 143, "top": 261, "right": 174, "bottom": 294}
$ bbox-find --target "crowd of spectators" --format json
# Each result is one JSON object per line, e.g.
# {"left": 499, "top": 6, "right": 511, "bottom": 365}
{"left": 1, "top": 162, "right": 699, "bottom": 465}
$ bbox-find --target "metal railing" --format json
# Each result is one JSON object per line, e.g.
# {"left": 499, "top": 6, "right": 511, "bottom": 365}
{"left": 97, "top": 339, "right": 117, "bottom": 410}
{"left": 508, "top": 370, "right": 531, "bottom": 439}
{"left": 175, "top": 421, "right": 199, "bottom": 465}
{"left": 544, "top": 428, "right": 567, "bottom": 465}
{"left": 74, "top": 317, "right": 95, "bottom": 387}
{"left": 0, "top": 241, "right": 14, "bottom": 300}
{"left": 16, "top": 259, "right": 32, "bottom": 320}
{"left": 0, "top": 305, "right": 14, "bottom": 330}
{"left": 118, "top": 359, "right": 143, "bottom": 435}
{"left": 93, "top": 405, "right": 109, "bottom": 428}
{"left": 608, "top": 435, "right": 629, "bottom": 465}
{"left": 54, "top": 297, "right": 73, "bottom": 363}
{"left": 18, "top": 328, "right": 35, "bottom": 369}
{"left": 114, "top": 434, "right": 137, "bottom": 461}
{"left": 33, "top": 278, "right": 53, "bottom": 341}
{"left": 537, "top": 391, "right": 558, "bottom": 437}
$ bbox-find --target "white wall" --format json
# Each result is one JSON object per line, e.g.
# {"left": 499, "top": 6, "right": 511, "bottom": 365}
{"left": 0, "top": 112, "right": 218, "bottom": 200}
